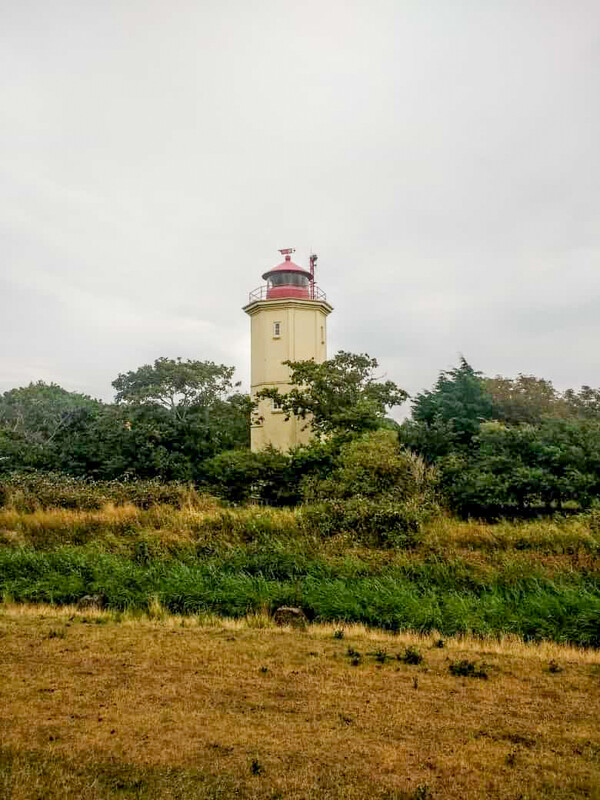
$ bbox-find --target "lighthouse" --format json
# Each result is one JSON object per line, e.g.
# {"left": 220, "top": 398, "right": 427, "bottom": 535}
{"left": 243, "top": 249, "right": 333, "bottom": 451}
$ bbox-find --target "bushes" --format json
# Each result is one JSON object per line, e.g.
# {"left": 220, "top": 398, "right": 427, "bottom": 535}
{"left": 299, "top": 498, "right": 427, "bottom": 548}
{"left": 0, "top": 472, "right": 207, "bottom": 512}
{"left": 200, "top": 448, "right": 293, "bottom": 505}
{"left": 1, "top": 489, "right": 599, "bottom": 646}
{"left": 302, "top": 430, "right": 436, "bottom": 503}
{"left": 200, "top": 440, "right": 339, "bottom": 506}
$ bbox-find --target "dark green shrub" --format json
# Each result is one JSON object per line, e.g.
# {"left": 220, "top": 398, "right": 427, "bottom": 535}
{"left": 300, "top": 497, "right": 427, "bottom": 547}
{"left": 398, "top": 646, "right": 423, "bottom": 665}
{"left": 372, "top": 648, "right": 389, "bottom": 663}
{"left": 449, "top": 659, "right": 488, "bottom": 679}
{"left": 412, "top": 786, "right": 433, "bottom": 800}
{"left": 201, "top": 448, "right": 292, "bottom": 505}
{"left": 250, "top": 759, "right": 262, "bottom": 776}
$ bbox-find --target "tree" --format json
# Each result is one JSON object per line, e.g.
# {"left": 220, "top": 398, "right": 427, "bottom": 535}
{"left": 485, "top": 376, "right": 600, "bottom": 424}
{"left": 0, "top": 360, "right": 251, "bottom": 481}
{"left": 58, "top": 394, "right": 252, "bottom": 482}
{"left": 484, "top": 374, "right": 563, "bottom": 424}
{"left": 401, "top": 358, "right": 493, "bottom": 460}
{"left": 563, "top": 386, "right": 600, "bottom": 420}
{"left": 0, "top": 383, "right": 102, "bottom": 473}
{"left": 257, "top": 351, "right": 407, "bottom": 438}
{"left": 438, "top": 419, "right": 600, "bottom": 515}
{"left": 113, "top": 357, "right": 237, "bottom": 421}
{"left": 0, "top": 382, "right": 100, "bottom": 445}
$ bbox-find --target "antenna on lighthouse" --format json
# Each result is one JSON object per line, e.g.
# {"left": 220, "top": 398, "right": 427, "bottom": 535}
{"left": 309, "top": 252, "right": 318, "bottom": 299}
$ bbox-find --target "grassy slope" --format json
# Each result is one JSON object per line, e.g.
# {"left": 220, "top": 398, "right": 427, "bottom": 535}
{"left": 1, "top": 604, "right": 599, "bottom": 800}
{"left": 0, "top": 505, "right": 599, "bottom": 645}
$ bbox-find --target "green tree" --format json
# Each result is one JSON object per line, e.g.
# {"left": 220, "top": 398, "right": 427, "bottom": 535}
{"left": 0, "top": 382, "right": 100, "bottom": 446}
{"left": 0, "top": 360, "right": 251, "bottom": 480}
{"left": 0, "top": 383, "right": 101, "bottom": 473}
{"left": 439, "top": 419, "right": 600, "bottom": 515}
{"left": 484, "top": 374, "right": 564, "bottom": 423}
{"left": 59, "top": 395, "right": 251, "bottom": 482}
{"left": 257, "top": 351, "right": 407, "bottom": 438}
{"left": 113, "top": 357, "right": 237, "bottom": 421}
{"left": 562, "top": 386, "right": 600, "bottom": 420}
{"left": 401, "top": 358, "right": 493, "bottom": 460}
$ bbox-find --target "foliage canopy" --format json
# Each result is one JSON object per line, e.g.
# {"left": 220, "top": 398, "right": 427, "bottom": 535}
{"left": 257, "top": 351, "right": 407, "bottom": 437}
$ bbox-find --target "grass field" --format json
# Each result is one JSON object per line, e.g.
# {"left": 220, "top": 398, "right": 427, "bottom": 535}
{"left": 1, "top": 500, "right": 599, "bottom": 798}
{"left": 1, "top": 504, "right": 599, "bottom": 645}
{"left": 1, "top": 603, "right": 600, "bottom": 800}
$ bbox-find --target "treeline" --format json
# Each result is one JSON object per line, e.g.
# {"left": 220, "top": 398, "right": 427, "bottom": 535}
{"left": 401, "top": 359, "right": 600, "bottom": 515}
{"left": 1, "top": 353, "right": 599, "bottom": 516}
{"left": 0, "top": 358, "right": 251, "bottom": 482}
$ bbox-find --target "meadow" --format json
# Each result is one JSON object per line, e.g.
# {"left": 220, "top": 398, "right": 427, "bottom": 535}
{"left": 1, "top": 484, "right": 600, "bottom": 798}
{"left": 0, "top": 497, "right": 599, "bottom": 646}
{"left": 1, "top": 603, "right": 600, "bottom": 800}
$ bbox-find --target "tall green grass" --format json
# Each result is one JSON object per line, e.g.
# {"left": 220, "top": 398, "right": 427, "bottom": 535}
{"left": 1, "top": 483, "right": 599, "bottom": 647}
{"left": 1, "top": 547, "right": 598, "bottom": 647}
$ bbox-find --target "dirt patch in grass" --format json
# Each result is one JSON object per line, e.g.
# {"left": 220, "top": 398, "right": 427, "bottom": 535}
{"left": 0, "top": 605, "right": 599, "bottom": 799}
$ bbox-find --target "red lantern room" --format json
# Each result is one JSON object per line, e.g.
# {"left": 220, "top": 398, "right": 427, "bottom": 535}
{"left": 246, "top": 249, "right": 328, "bottom": 305}
{"left": 262, "top": 251, "right": 312, "bottom": 300}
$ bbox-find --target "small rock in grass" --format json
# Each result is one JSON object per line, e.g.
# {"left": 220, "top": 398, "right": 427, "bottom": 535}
{"left": 77, "top": 594, "right": 105, "bottom": 611}
{"left": 273, "top": 606, "right": 307, "bottom": 628}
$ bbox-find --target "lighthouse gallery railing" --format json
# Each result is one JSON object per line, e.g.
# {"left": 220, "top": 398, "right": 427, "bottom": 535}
{"left": 247, "top": 284, "right": 327, "bottom": 303}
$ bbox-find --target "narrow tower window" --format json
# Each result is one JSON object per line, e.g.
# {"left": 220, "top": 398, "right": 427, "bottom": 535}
{"left": 321, "top": 325, "right": 325, "bottom": 344}
{"left": 273, "top": 321, "right": 281, "bottom": 338}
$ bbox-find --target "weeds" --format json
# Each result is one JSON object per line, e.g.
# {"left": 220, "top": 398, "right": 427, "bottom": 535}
{"left": 1, "top": 545, "right": 599, "bottom": 646}
{"left": 398, "top": 646, "right": 424, "bottom": 665}
{"left": 250, "top": 759, "right": 263, "bottom": 776}
{"left": 449, "top": 659, "right": 488, "bottom": 679}
{"left": 413, "top": 786, "right": 433, "bottom": 800}
{"left": 372, "top": 648, "right": 389, "bottom": 664}
{"left": 0, "top": 472, "right": 211, "bottom": 512}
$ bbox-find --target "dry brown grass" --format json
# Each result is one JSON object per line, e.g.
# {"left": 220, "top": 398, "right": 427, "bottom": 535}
{"left": 425, "top": 513, "right": 600, "bottom": 553}
{"left": 1, "top": 604, "right": 599, "bottom": 800}
{"left": 1, "top": 503, "right": 598, "bottom": 562}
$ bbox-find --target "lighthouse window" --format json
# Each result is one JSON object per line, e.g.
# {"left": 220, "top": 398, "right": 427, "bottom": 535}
{"left": 273, "top": 321, "right": 281, "bottom": 338}
{"left": 269, "top": 272, "right": 309, "bottom": 288}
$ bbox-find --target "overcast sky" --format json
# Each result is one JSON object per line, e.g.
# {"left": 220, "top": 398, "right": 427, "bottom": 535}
{"left": 1, "top": 0, "right": 599, "bottom": 414}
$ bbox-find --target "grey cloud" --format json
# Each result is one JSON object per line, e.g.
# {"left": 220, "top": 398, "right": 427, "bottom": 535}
{"left": 1, "top": 0, "right": 599, "bottom": 406}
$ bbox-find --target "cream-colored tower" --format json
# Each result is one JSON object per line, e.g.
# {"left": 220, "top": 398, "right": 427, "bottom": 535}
{"left": 243, "top": 250, "right": 333, "bottom": 451}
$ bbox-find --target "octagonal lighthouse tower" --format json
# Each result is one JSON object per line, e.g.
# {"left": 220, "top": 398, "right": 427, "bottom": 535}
{"left": 243, "top": 249, "right": 333, "bottom": 451}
